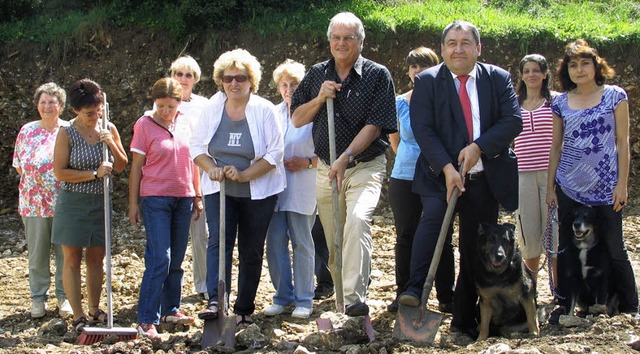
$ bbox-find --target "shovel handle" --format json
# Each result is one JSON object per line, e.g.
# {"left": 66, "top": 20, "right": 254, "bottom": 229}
{"left": 218, "top": 181, "right": 227, "bottom": 312}
{"left": 326, "top": 98, "right": 344, "bottom": 312}
{"left": 419, "top": 187, "right": 460, "bottom": 307}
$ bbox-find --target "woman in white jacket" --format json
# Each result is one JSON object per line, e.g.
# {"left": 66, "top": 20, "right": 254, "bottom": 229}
{"left": 190, "top": 48, "right": 285, "bottom": 328}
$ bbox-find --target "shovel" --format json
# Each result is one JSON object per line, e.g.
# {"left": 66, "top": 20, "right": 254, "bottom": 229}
{"left": 202, "top": 181, "right": 236, "bottom": 349}
{"left": 393, "top": 185, "right": 460, "bottom": 344}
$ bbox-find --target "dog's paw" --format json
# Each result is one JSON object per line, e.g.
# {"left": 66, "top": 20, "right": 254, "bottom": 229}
{"left": 589, "top": 304, "right": 608, "bottom": 315}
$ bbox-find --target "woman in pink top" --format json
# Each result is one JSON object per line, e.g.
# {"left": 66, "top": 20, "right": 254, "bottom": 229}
{"left": 513, "top": 54, "right": 557, "bottom": 283}
{"left": 128, "top": 78, "right": 202, "bottom": 338}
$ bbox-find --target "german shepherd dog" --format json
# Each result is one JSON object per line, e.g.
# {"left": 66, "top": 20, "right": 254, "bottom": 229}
{"left": 562, "top": 205, "right": 616, "bottom": 316}
{"left": 475, "top": 222, "right": 539, "bottom": 341}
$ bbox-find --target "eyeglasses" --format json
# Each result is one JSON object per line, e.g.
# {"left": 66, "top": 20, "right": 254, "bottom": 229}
{"left": 222, "top": 75, "right": 248, "bottom": 83}
{"left": 175, "top": 72, "right": 194, "bottom": 79}
{"left": 330, "top": 35, "right": 358, "bottom": 43}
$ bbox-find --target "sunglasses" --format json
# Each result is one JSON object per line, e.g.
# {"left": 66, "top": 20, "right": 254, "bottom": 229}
{"left": 175, "top": 72, "right": 194, "bottom": 79}
{"left": 222, "top": 75, "right": 248, "bottom": 83}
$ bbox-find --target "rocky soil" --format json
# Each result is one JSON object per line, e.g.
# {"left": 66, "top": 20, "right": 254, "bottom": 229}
{"left": 0, "top": 204, "right": 640, "bottom": 354}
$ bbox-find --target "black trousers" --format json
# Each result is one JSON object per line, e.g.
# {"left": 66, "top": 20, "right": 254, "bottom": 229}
{"left": 312, "top": 215, "right": 333, "bottom": 289}
{"left": 405, "top": 175, "right": 498, "bottom": 329}
{"left": 556, "top": 187, "right": 638, "bottom": 313}
{"left": 389, "top": 177, "right": 454, "bottom": 303}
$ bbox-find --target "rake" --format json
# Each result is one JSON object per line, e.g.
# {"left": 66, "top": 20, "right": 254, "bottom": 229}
{"left": 76, "top": 93, "right": 138, "bottom": 345}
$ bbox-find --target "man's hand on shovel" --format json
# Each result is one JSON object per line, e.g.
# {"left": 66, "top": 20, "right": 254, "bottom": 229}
{"left": 328, "top": 153, "right": 349, "bottom": 192}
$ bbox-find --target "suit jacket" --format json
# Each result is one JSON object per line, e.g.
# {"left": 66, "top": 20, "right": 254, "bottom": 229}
{"left": 410, "top": 62, "right": 522, "bottom": 211}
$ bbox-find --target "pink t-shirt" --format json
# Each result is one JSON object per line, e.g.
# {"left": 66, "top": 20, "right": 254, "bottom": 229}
{"left": 131, "top": 114, "right": 195, "bottom": 197}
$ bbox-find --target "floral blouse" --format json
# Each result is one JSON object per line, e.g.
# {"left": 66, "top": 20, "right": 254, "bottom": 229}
{"left": 12, "top": 120, "right": 69, "bottom": 217}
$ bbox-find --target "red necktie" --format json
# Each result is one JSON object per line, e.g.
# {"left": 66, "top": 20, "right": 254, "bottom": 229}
{"left": 458, "top": 75, "right": 473, "bottom": 142}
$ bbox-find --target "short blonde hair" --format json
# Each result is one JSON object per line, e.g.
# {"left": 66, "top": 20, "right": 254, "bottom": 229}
{"left": 151, "top": 78, "right": 183, "bottom": 102}
{"left": 212, "top": 49, "right": 262, "bottom": 93}
{"left": 272, "top": 59, "right": 306, "bottom": 87}
{"left": 170, "top": 55, "right": 202, "bottom": 83}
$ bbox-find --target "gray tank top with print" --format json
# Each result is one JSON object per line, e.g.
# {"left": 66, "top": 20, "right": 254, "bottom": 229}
{"left": 208, "top": 109, "right": 254, "bottom": 198}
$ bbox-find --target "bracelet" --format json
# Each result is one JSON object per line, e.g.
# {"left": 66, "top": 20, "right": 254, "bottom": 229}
{"left": 195, "top": 195, "right": 203, "bottom": 199}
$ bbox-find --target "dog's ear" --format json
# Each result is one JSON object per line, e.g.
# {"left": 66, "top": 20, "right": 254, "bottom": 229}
{"left": 504, "top": 223, "right": 516, "bottom": 233}
{"left": 504, "top": 223, "right": 516, "bottom": 242}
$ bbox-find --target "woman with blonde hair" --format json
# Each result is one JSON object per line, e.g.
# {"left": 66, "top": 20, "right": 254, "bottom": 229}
{"left": 168, "top": 55, "right": 210, "bottom": 299}
{"left": 264, "top": 59, "right": 317, "bottom": 319}
{"left": 191, "top": 48, "right": 285, "bottom": 328}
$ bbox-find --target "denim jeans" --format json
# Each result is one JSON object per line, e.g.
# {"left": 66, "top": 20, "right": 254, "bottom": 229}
{"left": 23, "top": 216, "right": 65, "bottom": 302}
{"left": 138, "top": 196, "right": 193, "bottom": 324}
{"left": 205, "top": 193, "right": 277, "bottom": 315}
{"left": 266, "top": 211, "right": 315, "bottom": 308}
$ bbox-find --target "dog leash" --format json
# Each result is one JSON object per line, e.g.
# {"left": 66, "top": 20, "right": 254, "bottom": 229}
{"left": 543, "top": 204, "right": 564, "bottom": 300}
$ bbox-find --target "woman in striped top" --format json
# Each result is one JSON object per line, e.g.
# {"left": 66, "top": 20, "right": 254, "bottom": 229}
{"left": 513, "top": 54, "right": 557, "bottom": 283}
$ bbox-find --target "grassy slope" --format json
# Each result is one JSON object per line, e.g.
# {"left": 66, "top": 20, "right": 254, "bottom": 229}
{"left": 1, "top": 0, "right": 639, "bottom": 46}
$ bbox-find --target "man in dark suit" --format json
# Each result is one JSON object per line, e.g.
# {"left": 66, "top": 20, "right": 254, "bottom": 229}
{"left": 398, "top": 20, "right": 522, "bottom": 338}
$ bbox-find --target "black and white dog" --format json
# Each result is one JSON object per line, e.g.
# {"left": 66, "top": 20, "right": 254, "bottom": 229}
{"left": 475, "top": 222, "right": 539, "bottom": 341}
{"left": 562, "top": 205, "right": 617, "bottom": 316}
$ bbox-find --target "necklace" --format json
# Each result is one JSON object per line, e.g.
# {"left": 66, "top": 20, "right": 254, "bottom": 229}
{"left": 522, "top": 97, "right": 545, "bottom": 111}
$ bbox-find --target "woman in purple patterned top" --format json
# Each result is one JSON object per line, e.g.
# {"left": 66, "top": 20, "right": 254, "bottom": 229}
{"left": 546, "top": 39, "right": 638, "bottom": 324}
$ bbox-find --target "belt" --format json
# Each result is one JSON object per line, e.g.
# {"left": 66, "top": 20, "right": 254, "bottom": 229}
{"left": 466, "top": 171, "right": 485, "bottom": 181}
{"left": 346, "top": 155, "right": 377, "bottom": 169}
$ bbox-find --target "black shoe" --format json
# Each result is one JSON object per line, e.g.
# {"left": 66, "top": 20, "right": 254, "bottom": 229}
{"left": 387, "top": 300, "right": 399, "bottom": 313}
{"left": 314, "top": 286, "right": 335, "bottom": 300}
{"left": 345, "top": 301, "right": 369, "bottom": 317}
{"left": 548, "top": 306, "right": 566, "bottom": 325}
{"left": 438, "top": 302, "right": 454, "bottom": 314}
{"left": 450, "top": 325, "right": 479, "bottom": 340}
{"left": 398, "top": 293, "right": 420, "bottom": 307}
{"left": 198, "top": 302, "right": 219, "bottom": 320}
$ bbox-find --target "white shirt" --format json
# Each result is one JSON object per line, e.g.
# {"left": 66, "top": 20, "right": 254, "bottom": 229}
{"left": 273, "top": 101, "right": 317, "bottom": 215}
{"left": 452, "top": 67, "right": 484, "bottom": 173}
{"left": 190, "top": 92, "right": 286, "bottom": 200}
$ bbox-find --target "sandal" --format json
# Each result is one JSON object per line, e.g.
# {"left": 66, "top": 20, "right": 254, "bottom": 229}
{"left": 88, "top": 308, "right": 108, "bottom": 324}
{"left": 72, "top": 316, "right": 89, "bottom": 333}
{"left": 198, "top": 302, "right": 219, "bottom": 320}
{"left": 236, "top": 314, "right": 253, "bottom": 329}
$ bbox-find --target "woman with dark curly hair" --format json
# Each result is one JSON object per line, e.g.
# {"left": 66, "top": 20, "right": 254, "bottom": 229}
{"left": 546, "top": 39, "right": 638, "bottom": 323}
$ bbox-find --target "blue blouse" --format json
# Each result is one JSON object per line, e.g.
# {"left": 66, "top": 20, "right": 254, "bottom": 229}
{"left": 391, "top": 95, "right": 421, "bottom": 180}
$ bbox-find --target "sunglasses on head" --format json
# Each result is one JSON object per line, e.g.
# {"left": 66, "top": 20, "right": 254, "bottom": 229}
{"left": 175, "top": 72, "right": 194, "bottom": 79}
{"left": 222, "top": 75, "right": 248, "bottom": 83}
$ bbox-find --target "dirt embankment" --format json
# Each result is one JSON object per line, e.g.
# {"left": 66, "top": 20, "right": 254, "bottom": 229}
{"left": 1, "top": 26, "right": 640, "bottom": 354}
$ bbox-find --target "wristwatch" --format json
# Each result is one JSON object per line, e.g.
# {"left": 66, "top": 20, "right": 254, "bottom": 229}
{"left": 307, "top": 158, "right": 313, "bottom": 169}
{"left": 345, "top": 149, "right": 355, "bottom": 163}
{"left": 93, "top": 170, "right": 98, "bottom": 179}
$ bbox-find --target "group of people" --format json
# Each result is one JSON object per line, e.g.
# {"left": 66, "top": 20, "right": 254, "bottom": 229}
{"left": 13, "top": 11, "right": 637, "bottom": 342}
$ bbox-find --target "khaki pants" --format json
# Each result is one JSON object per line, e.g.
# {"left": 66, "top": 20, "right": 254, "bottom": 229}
{"left": 315, "top": 154, "right": 385, "bottom": 306}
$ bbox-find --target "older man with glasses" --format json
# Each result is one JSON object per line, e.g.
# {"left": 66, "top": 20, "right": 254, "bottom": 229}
{"left": 291, "top": 12, "right": 396, "bottom": 317}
